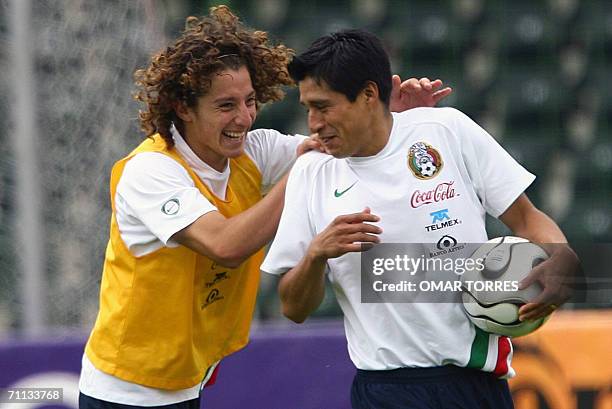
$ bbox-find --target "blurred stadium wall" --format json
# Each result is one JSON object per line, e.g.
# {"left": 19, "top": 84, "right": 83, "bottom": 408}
{"left": 0, "top": 1, "right": 610, "bottom": 405}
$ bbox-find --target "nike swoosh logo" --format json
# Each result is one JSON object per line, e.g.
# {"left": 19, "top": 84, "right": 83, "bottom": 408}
{"left": 334, "top": 181, "right": 358, "bottom": 197}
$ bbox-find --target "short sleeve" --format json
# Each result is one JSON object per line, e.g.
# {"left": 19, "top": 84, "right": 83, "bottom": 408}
{"left": 261, "top": 153, "right": 322, "bottom": 276}
{"left": 452, "top": 109, "right": 536, "bottom": 217}
{"left": 116, "top": 152, "right": 217, "bottom": 245}
{"left": 244, "top": 129, "right": 308, "bottom": 189}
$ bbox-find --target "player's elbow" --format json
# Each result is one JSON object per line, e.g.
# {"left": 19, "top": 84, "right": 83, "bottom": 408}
{"left": 216, "top": 257, "right": 243, "bottom": 269}
{"left": 209, "top": 243, "right": 247, "bottom": 269}
{"left": 278, "top": 275, "right": 321, "bottom": 323}
{"left": 279, "top": 295, "right": 310, "bottom": 323}
{"left": 281, "top": 304, "right": 308, "bottom": 324}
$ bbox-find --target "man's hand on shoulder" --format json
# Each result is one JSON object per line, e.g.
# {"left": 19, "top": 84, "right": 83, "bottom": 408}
{"left": 296, "top": 133, "right": 325, "bottom": 156}
{"left": 390, "top": 76, "right": 452, "bottom": 112}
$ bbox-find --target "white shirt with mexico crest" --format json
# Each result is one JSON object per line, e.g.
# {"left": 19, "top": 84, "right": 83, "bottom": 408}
{"left": 262, "top": 107, "right": 535, "bottom": 377}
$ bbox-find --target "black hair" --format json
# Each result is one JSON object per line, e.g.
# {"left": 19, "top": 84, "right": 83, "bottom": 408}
{"left": 288, "top": 29, "right": 392, "bottom": 106}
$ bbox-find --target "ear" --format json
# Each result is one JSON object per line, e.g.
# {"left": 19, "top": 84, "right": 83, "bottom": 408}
{"left": 362, "top": 81, "right": 380, "bottom": 103}
{"left": 174, "top": 101, "right": 194, "bottom": 123}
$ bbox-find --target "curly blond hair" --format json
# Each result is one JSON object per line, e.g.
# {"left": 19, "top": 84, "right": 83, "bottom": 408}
{"left": 134, "top": 5, "right": 294, "bottom": 147}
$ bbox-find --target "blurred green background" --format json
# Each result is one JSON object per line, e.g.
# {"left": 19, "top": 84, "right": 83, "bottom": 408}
{"left": 0, "top": 0, "right": 609, "bottom": 332}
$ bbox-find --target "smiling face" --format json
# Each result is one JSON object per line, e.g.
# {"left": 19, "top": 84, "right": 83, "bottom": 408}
{"left": 299, "top": 76, "right": 381, "bottom": 158}
{"left": 177, "top": 66, "right": 257, "bottom": 171}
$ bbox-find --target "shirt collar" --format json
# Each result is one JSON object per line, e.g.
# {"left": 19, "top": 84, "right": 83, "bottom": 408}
{"left": 170, "top": 124, "right": 230, "bottom": 176}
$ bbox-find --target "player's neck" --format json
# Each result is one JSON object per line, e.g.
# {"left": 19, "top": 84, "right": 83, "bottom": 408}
{"left": 354, "top": 110, "right": 393, "bottom": 157}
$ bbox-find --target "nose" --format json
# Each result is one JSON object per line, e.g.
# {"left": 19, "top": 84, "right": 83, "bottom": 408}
{"left": 308, "top": 110, "right": 324, "bottom": 134}
{"left": 235, "top": 102, "right": 254, "bottom": 128}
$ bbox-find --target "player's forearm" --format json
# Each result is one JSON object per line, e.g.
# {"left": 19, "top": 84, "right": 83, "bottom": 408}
{"left": 500, "top": 195, "right": 568, "bottom": 253}
{"left": 508, "top": 206, "right": 574, "bottom": 260}
{"left": 278, "top": 252, "right": 327, "bottom": 323}
{"left": 512, "top": 208, "right": 566, "bottom": 244}
{"left": 521, "top": 211, "right": 581, "bottom": 276}
{"left": 217, "top": 174, "right": 288, "bottom": 265}
{"left": 174, "top": 174, "right": 288, "bottom": 268}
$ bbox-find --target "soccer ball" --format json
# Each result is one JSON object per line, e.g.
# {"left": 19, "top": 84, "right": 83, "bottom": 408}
{"left": 419, "top": 161, "right": 436, "bottom": 177}
{"left": 461, "top": 236, "right": 550, "bottom": 338}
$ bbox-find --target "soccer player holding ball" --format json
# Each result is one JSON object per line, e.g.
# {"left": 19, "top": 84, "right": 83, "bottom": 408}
{"left": 78, "top": 6, "right": 449, "bottom": 409}
{"left": 262, "top": 29, "right": 579, "bottom": 409}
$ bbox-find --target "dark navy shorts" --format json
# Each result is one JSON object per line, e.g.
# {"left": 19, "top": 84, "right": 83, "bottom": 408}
{"left": 350, "top": 365, "right": 514, "bottom": 409}
{"left": 79, "top": 393, "right": 200, "bottom": 409}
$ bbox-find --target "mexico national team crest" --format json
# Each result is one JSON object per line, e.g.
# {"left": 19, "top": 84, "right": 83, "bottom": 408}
{"left": 408, "top": 142, "right": 443, "bottom": 179}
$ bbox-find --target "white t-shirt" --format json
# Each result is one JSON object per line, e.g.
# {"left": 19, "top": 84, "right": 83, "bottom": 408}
{"left": 262, "top": 108, "right": 535, "bottom": 374}
{"left": 79, "top": 126, "right": 305, "bottom": 405}
{"left": 115, "top": 126, "right": 306, "bottom": 257}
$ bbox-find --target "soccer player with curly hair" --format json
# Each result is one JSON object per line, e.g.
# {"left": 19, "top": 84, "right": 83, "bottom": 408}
{"left": 78, "top": 6, "right": 450, "bottom": 409}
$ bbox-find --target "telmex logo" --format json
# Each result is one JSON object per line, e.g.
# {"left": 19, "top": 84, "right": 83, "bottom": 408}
{"left": 426, "top": 209, "right": 461, "bottom": 232}
{"left": 431, "top": 209, "right": 450, "bottom": 223}
{"left": 411, "top": 181, "right": 459, "bottom": 208}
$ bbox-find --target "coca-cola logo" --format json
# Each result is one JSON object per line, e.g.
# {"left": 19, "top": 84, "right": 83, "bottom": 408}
{"left": 411, "top": 181, "right": 460, "bottom": 208}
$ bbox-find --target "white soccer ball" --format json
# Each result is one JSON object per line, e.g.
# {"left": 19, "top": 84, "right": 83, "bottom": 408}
{"left": 419, "top": 161, "right": 436, "bottom": 177}
{"left": 461, "top": 236, "right": 550, "bottom": 338}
